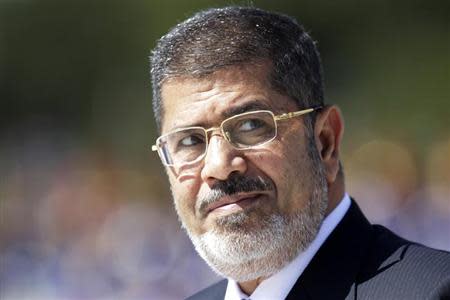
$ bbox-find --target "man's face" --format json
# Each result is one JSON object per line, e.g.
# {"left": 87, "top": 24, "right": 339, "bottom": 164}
{"left": 160, "top": 64, "right": 327, "bottom": 281}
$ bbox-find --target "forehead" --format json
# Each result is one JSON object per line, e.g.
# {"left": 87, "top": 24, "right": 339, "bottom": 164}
{"left": 160, "top": 64, "right": 297, "bottom": 133}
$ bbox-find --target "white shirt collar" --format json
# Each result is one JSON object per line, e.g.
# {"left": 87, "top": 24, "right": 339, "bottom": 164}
{"left": 224, "top": 193, "right": 352, "bottom": 300}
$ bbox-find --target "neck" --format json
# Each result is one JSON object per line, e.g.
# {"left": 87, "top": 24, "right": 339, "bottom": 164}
{"left": 238, "top": 276, "right": 266, "bottom": 295}
{"left": 325, "top": 173, "right": 345, "bottom": 216}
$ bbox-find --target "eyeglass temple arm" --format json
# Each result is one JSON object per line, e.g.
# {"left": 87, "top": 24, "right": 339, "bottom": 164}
{"left": 274, "top": 106, "right": 323, "bottom": 121}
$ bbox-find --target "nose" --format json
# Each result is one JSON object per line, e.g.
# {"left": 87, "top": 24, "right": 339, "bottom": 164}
{"left": 200, "top": 134, "right": 247, "bottom": 186}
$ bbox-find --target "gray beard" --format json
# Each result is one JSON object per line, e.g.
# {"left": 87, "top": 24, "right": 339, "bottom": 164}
{"left": 185, "top": 184, "right": 327, "bottom": 282}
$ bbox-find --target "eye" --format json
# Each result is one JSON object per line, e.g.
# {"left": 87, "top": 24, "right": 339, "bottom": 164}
{"left": 237, "top": 118, "right": 265, "bottom": 132}
{"left": 179, "top": 134, "right": 205, "bottom": 147}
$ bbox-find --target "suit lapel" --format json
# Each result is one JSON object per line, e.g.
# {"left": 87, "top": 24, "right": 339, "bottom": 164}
{"left": 286, "top": 200, "right": 372, "bottom": 300}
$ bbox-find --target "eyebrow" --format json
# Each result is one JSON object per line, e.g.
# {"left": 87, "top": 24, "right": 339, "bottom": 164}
{"left": 168, "top": 100, "right": 270, "bottom": 132}
{"left": 221, "top": 100, "right": 270, "bottom": 119}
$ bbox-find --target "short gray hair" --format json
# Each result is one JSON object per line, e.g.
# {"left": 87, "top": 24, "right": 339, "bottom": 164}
{"left": 150, "top": 6, "right": 325, "bottom": 131}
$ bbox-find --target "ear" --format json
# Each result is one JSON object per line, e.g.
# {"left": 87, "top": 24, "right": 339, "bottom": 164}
{"left": 314, "top": 105, "right": 345, "bottom": 184}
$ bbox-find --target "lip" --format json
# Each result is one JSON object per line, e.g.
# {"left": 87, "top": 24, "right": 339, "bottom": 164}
{"left": 206, "top": 192, "right": 264, "bottom": 214}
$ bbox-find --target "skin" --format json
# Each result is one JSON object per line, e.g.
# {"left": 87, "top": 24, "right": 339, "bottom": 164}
{"left": 160, "top": 63, "right": 345, "bottom": 294}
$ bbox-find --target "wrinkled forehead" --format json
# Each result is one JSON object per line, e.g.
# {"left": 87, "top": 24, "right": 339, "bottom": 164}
{"left": 160, "top": 62, "right": 273, "bottom": 101}
{"left": 159, "top": 63, "right": 296, "bottom": 133}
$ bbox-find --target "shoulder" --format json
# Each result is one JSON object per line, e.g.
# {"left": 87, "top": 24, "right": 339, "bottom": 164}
{"left": 358, "top": 224, "right": 450, "bottom": 298}
{"left": 370, "top": 224, "right": 450, "bottom": 272}
{"left": 185, "top": 279, "right": 228, "bottom": 300}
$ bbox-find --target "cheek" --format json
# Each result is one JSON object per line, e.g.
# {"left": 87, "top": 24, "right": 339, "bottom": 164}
{"left": 251, "top": 150, "right": 291, "bottom": 194}
{"left": 265, "top": 140, "right": 313, "bottom": 208}
{"left": 258, "top": 140, "right": 306, "bottom": 176}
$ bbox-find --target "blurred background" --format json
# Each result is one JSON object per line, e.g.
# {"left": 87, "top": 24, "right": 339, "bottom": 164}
{"left": 0, "top": 0, "right": 449, "bottom": 299}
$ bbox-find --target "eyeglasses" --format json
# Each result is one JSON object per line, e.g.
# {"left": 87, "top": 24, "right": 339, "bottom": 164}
{"left": 152, "top": 106, "right": 322, "bottom": 167}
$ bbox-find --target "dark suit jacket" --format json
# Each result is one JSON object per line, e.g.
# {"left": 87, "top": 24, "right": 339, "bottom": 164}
{"left": 186, "top": 200, "right": 450, "bottom": 300}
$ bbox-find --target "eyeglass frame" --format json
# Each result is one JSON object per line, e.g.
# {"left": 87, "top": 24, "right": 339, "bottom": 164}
{"left": 151, "top": 105, "right": 323, "bottom": 167}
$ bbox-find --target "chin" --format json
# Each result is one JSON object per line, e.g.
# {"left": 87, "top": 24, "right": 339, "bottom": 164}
{"left": 187, "top": 199, "right": 326, "bottom": 281}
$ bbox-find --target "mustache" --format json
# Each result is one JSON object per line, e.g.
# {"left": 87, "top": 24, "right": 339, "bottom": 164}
{"left": 197, "top": 173, "right": 275, "bottom": 215}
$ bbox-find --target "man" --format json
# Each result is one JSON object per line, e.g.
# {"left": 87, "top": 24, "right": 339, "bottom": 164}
{"left": 150, "top": 6, "right": 450, "bottom": 300}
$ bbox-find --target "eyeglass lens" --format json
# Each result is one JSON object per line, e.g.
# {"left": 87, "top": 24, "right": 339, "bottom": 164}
{"left": 223, "top": 111, "right": 276, "bottom": 148}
